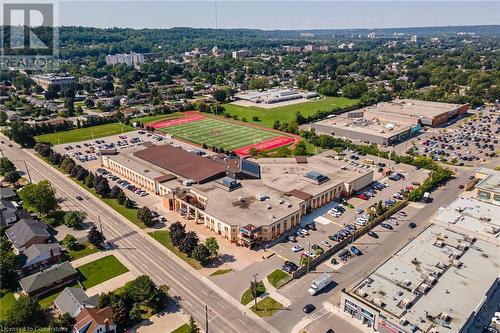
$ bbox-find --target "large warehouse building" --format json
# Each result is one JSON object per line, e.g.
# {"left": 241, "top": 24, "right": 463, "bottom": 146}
{"left": 101, "top": 144, "right": 373, "bottom": 248}
{"left": 311, "top": 99, "right": 468, "bottom": 146}
{"left": 341, "top": 224, "right": 500, "bottom": 333}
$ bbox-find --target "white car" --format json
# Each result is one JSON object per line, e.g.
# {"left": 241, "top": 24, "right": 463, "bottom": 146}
{"left": 328, "top": 209, "right": 339, "bottom": 216}
{"left": 300, "top": 229, "right": 309, "bottom": 236}
{"left": 355, "top": 220, "right": 367, "bottom": 226}
{"left": 320, "top": 240, "right": 331, "bottom": 248}
{"left": 291, "top": 245, "right": 303, "bottom": 252}
{"left": 296, "top": 230, "right": 304, "bottom": 237}
{"left": 303, "top": 251, "right": 315, "bottom": 258}
{"left": 331, "top": 211, "right": 341, "bottom": 218}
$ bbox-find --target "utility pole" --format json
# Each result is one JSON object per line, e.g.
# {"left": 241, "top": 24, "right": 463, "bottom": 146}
{"left": 23, "top": 161, "right": 32, "bottom": 183}
{"left": 205, "top": 304, "right": 209, "bottom": 333}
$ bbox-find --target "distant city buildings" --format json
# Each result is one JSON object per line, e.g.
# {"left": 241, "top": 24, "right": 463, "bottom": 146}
{"left": 232, "top": 49, "right": 249, "bottom": 59}
{"left": 338, "top": 43, "right": 355, "bottom": 50}
{"left": 410, "top": 35, "right": 418, "bottom": 43}
{"left": 31, "top": 73, "right": 75, "bottom": 91}
{"left": 105, "top": 52, "right": 145, "bottom": 66}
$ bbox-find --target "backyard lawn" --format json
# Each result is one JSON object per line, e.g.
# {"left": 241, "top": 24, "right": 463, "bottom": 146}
{"left": 66, "top": 242, "right": 100, "bottom": 261}
{"left": 148, "top": 231, "right": 203, "bottom": 270}
{"left": 240, "top": 280, "right": 266, "bottom": 305}
{"left": 77, "top": 255, "right": 129, "bottom": 289}
{"left": 267, "top": 269, "right": 291, "bottom": 289}
{"left": 35, "top": 122, "right": 135, "bottom": 145}
{"left": 250, "top": 296, "right": 283, "bottom": 318}
{"left": 222, "top": 96, "right": 359, "bottom": 127}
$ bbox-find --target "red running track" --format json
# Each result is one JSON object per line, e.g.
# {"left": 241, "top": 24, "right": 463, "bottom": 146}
{"left": 149, "top": 115, "right": 205, "bottom": 129}
{"left": 233, "top": 136, "right": 295, "bottom": 157}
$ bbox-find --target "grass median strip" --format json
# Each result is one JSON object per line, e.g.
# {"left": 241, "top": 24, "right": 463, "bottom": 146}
{"left": 77, "top": 255, "right": 129, "bottom": 289}
{"left": 171, "top": 323, "right": 191, "bottom": 333}
{"left": 240, "top": 281, "right": 266, "bottom": 305}
{"left": 148, "top": 231, "right": 203, "bottom": 270}
{"left": 250, "top": 296, "right": 283, "bottom": 318}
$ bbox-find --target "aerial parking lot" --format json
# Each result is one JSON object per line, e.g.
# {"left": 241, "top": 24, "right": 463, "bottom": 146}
{"left": 271, "top": 159, "right": 428, "bottom": 266}
{"left": 409, "top": 108, "right": 499, "bottom": 165}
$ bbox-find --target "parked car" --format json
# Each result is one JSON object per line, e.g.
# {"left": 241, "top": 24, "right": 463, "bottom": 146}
{"left": 350, "top": 245, "right": 362, "bottom": 256}
{"left": 397, "top": 211, "right": 407, "bottom": 217}
{"left": 299, "top": 229, "right": 309, "bottom": 236}
{"left": 291, "top": 245, "right": 303, "bottom": 252}
{"left": 409, "top": 222, "right": 417, "bottom": 229}
{"left": 381, "top": 222, "right": 393, "bottom": 230}
{"left": 287, "top": 235, "right": 297, "bottom": 242}
{"left": 367, "top": 230, "right": 379, "bottom": 238}
{"left": 320, "top": 240, "right": 331, "bottom": 248}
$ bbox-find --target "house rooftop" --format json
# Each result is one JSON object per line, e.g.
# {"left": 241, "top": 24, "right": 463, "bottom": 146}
{"left": 5, "top": 219, "right": 50, "bottom": 251}
{"left": 19, "top": 261, "right": 78, "bottom": 294}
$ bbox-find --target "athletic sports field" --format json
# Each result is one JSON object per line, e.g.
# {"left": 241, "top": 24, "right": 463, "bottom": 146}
{"left": 153, "top": 116, "right": 295, "bottom": 154}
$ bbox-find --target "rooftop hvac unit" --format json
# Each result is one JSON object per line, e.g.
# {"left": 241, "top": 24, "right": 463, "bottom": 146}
{"left": 436, "top": 262, "right": 447, "bottom": 269}
{"left": 450, "top": 252, "right": 461, "bottom": 260}
{"left": 457, "top": 243, "right": 469, "bottom": 251}
{"left": 287, "top": 202, "right": 293, "bottom": 208}
{"left": 403, "top": 279, "right": 412, "bottom": 287}
{"left": 465, "top": 235, "right": 476, "bottom": 243}
{"left": 266, "top": 204, "right": 272, "bottom": 210}
{"left": 373, "top": 298, "right": 385, "bottom": 307}
{"left": 434, "top": 240, "right": 445, "bottom": 248}
{"left": 451, "top": 259, "right": 462, "bottom": 267}
{"left": 426, "top": 276, "right": 437, "bottom": 285}
{"left": 356, "top": 288, "right": 368, "bottom": 297}
{"left": 399, "top": 317, "right": 408, "bottom": 325}
{"left": 431, "top": 269, "right": 443, "bottom": 277}
{"left": 418, "top": 283, "right": 430, "bottom": 293}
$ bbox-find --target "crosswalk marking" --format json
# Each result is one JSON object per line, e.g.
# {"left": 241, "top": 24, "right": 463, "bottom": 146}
{"left": 309, "top": 308, "right": 330, "bottom": 320}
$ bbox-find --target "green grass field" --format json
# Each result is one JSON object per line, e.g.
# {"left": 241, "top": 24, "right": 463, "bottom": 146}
{"left": 250, "top": 297, "right": 283, "bottom": 318}
{"left": 223, "top": 96, "right": 359, "bottom": 127}
{"left": 77, "top": 255, "right": 129, "bottom": 289}
{"left": 131, "top": 113, "right": 181, "bottom": 124}
{"left": 66, "top": 242, "right": 100, "bottom": 261}
{"left": 240, "top": 281, "right": 266, "bottom": 305}
{"left": 35, "top": 122, "right": 135, "bottom": 145}
{"left": 158, "top": 118, "right": 280, "bottom": 151}
{"left": 267, "top": 269, "right": 291, "bottom": 289}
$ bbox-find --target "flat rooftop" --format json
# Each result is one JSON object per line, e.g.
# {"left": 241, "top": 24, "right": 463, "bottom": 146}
{"left": 434, "top": 196, "right": 500, "bottom": 243}
{"left": 134, "top": 144, "right": 226, "bottom": 183}
{"left": 313, "top": 114, "right": 412, "bottom": 139}
{"left": 363, "top": 99, "right": 466, "bottom": 119}
{"left": 193, "top": 179, "right": 303, "bottom": 228}
{"left": 254, "top": 152, "right": 373, "bottom": 197}
{"left": 476, "top": 168, "right": 500, "bottom": 194}
{"left": 350, "top": 224, "right": 500, "bottom": 332}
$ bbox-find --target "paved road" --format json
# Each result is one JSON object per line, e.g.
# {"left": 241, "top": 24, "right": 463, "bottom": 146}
{"left": 0, "top": 138, "right": 277, "bottom": 333}
{"left": 266, "top": 166, "right": 474, "bottom": 333}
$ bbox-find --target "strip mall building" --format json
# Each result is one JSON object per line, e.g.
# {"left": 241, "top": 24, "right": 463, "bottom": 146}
{"left": 101, "top": 143, "right": 373, "bottom": 248}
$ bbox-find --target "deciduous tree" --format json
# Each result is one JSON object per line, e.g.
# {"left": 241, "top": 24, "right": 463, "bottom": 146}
{"left": 18, "top": 180, "right": 57, "bottom": 215}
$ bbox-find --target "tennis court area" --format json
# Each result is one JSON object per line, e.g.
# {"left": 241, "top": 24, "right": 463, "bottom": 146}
{"left": 156, "top": 116, "right": 293, "bottom": 152}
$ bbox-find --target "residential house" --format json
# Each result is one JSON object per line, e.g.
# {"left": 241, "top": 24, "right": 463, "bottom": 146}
{"left": 19, "top": 243, "right": 62, "bottom": 275}
{"left": 54, "top": 287, "right": 99, "bottom": 318}
{"left": 0, "top": 199, "right": 18, "bottom": 227}
{"left": 0, "top": 187, "right": 16, "bottom": 200}
{"left": 18, "top": 261, "right": 79, "bottom": 297}
{"left": 74, "top": 306, "right": 116, "bottom": 333}
{"left": 5, "top": 219, "right": 50, "bottom": 253}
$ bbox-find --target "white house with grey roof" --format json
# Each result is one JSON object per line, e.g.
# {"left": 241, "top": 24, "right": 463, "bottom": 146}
{"left": 54, "top": 287, "right": 99, "bottom": 318}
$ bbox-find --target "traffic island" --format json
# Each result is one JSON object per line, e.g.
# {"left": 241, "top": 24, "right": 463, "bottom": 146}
{"left": 250, "top": 296, "right": 284, "bottom": 318}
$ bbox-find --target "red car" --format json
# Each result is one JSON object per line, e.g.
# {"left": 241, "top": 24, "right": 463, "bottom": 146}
{"left": 357, "top": 194, "right": 368, "bottom": 200}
